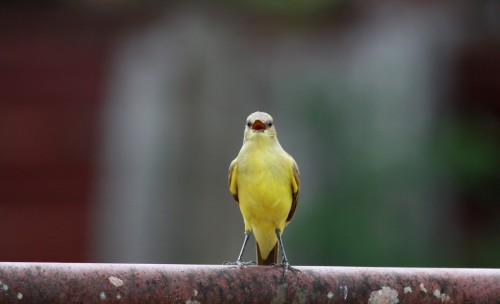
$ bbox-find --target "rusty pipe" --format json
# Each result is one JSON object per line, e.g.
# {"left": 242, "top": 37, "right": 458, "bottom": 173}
{"left": 0, "top": 263, "right": 498, "bottom": 303}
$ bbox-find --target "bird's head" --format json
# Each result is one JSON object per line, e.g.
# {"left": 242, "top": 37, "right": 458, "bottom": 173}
{"left": 243, "top": 111, "right": 277, "bottom": 141}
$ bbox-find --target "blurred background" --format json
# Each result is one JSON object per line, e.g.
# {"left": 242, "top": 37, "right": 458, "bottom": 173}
{"left": 0, "top": 1, "right": 499, "bottom": 268}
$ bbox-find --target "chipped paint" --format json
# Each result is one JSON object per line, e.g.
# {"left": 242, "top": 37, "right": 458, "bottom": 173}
{"left": 100, "top": 292, "right": 106, "bottom": 300}
{"left": 404, "top": 286, "right": 412, "bottom": 293}
{"left": 340, "top": 285, "right": 348, "bottom": 300}
{"left": 433, "top": 289, "right": 451, "bottom": 302}
{"left": 109, "top": 276, "right": 124, "bottom": 287}
{"left": 192, "top": 289, "right": 198, "bottom": 297}
{"left": 433, "top": 289, "right": 441, "bottom": 298}
{"left": 17, "top": 292, "right": 23, "bottom": 300}
{"left": 368, "top": 286, "right": 399, "bottom": 304}
{"left": 419, "top": 283, "right": 427, "bottom": 293}
{"left": 116, "top": 293, "right": 122, "bottom": 300}
{"left": 327, "top": 291, "right": 333, "bottom": 299}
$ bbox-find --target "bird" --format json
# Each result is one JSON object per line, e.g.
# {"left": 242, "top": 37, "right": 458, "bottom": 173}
{"left": 227, "top": 111, "right": 300, "bottom": 276}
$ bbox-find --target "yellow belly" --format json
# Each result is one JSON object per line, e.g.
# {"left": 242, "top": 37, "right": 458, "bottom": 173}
{"left": 236, "top": 150, "right": 292, "bottom": 259}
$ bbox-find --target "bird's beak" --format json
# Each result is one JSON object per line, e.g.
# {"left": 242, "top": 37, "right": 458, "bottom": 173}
{"left": 251, "top": 120, "right": 267, "bottom": 131}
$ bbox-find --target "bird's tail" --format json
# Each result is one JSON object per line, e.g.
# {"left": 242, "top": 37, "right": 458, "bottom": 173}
{"left": 256, "top": 242, "right": 278, "bottom": 265}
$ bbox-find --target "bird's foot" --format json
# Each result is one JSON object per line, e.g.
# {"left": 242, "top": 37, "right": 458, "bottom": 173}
{"left": 223, "top": 260, "right": 256, "bottom": 268}
{"left": 273, "top": 261, "right": 300, "bottom": 278}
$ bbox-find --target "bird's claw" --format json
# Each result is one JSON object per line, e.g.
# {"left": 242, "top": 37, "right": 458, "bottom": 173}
{"left": 223, "top": 260, "right": 256, "bottom": 268}
{"left": 273, "top": 261, "right": 300, "bottom": 278}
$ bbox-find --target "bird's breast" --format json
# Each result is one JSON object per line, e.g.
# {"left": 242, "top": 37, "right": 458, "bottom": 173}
{"left": 236, "top": 148, "right": 292, "bottom": 217}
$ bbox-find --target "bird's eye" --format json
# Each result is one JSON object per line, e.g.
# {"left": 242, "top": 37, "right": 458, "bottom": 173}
{"left": 267, "top": 122, "right": 273, "bottom": 127}
{"left": 246, "top": 121, "right": 252, "bottom": 127}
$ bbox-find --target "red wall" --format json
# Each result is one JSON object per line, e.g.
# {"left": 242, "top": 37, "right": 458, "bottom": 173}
{"left": 0, "top": 9, "right": 115, "bottom": 262}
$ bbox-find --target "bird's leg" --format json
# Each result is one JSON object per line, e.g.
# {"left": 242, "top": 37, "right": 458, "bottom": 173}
{"left": 236, "top": 231, "right": 254, "bottom": 266}
{"left": 274, "top": 228, "right": 300, "bottom": 278}
{"left": 223, "top": 231, "right": 255, "bottom": 267}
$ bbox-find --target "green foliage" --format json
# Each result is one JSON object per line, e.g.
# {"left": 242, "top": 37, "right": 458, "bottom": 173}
{"left": 284, "top": 89, "right": 499, "bottom": 267}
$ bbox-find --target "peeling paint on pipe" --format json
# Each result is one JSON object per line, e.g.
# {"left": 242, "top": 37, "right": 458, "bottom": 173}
{"left": 0, "top": 263, "right": 499, "bottom": 303}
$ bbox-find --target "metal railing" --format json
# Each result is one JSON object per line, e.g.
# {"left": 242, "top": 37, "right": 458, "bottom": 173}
{"left": 0, "top": 263, "right": 498, "bottom": 303}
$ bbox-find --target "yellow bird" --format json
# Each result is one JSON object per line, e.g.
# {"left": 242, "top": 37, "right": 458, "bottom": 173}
{"left": 227, "top": 111, "right": 300, "bottom": 274}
